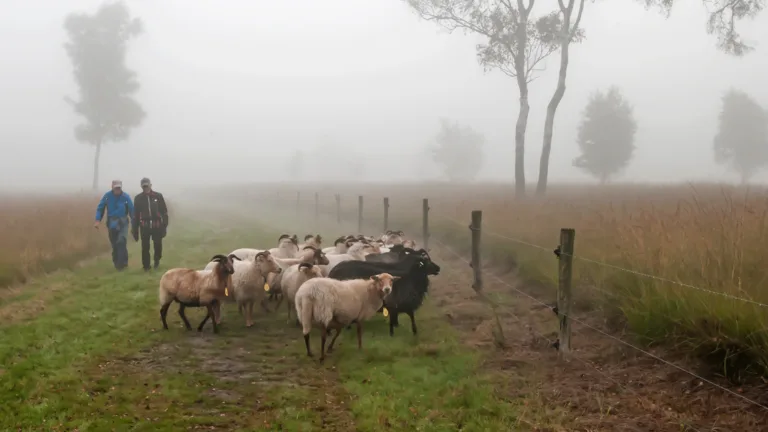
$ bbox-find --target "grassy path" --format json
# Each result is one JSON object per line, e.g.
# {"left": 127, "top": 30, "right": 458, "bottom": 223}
{"left": 0, "top": 216, "right": 520, "bottom": 431}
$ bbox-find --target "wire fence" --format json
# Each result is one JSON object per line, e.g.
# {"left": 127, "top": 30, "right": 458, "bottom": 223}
{"left": 260, "top": 189, "right": 768, "bottom": 429}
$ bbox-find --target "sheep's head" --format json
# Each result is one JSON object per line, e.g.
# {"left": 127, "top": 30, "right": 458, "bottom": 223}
{"left": 415, "top": 248, "right": 440, "bottom": 276}
{"left": 369, "top": 273, "right": 398, "bottom": 298}
{"left": 298, "top": 262, "right": 323, "bottom": 279}
{"left": 386, "top": 232, "right": 403, "bottom": 245}
{"left": 402, "top": 239, "right": 416, "bottom": 249}
{"left": 210, "top": 253, "right": 239, "bottom": 275}
{"left": 344, "top": 239, "right": 357, "bottom": 249}
{"left": 277, "top": 234, "right": 291, "bottom": 245}
{"left": 302, "top": 234, "right": 323, "bottom": 248}
{"left": 311, "top": 248, "right": 330, "bottom": 265}
{"left": 334, "top": 236, "right": 346, "bottom": 246}
{"left": 361, "top": 243, "right": 381, "bottom": 255}
{"left": 255, "top": 251, "right": 282, "bottom": 275}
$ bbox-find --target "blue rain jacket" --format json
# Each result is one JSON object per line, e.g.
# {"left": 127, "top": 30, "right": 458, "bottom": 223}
{"left": 95, "top": 191, "right": 136, "bottom": 231}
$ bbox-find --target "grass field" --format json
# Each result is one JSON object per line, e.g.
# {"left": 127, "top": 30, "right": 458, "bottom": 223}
{"left": 205, "top": 181, "right": 768, "bottom": 382}
{"left": 0, "top": 193, "right": 108, "bottom": 287}
{"left": 0, "top": 202, "right": 519, "bottom": 431}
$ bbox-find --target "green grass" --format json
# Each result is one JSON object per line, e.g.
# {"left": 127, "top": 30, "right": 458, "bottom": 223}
{"left": 0, "top": 214, "right": 521, "bottom": 431}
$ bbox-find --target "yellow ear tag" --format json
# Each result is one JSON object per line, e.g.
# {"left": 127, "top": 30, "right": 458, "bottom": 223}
{"left": 264, "top": 283, "right": 270, "bottom": 292}
{"left": 224, "top": 287, "right": 229, "bottom": 296}
{"left": 382, "top": 308, "right": 389, "bottom": 317}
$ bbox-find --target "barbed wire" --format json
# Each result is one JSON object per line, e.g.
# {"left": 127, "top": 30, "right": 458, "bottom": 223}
{"left": 430, "top": 236, "right": 706, "bottom": 432}
{"left": 431, "top": 235, "right": 768, "bottom": 417}
{"left": 432, "top": 212, "right": 768, "bottom": 309}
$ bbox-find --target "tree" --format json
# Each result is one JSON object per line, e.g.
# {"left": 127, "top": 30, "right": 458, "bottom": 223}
{"left": 572, "top": 86, "right": 637, "bottom": 184}
{"left": 641, "top": 0, "right": 765, "bottom": 56}
{"left": 63, "top": 1, "right": 145, "bottom": 190}
{"left": 406, "top": 0, "right": 565, "bottom": 197}
{"left": 429, "top": 118, "right": 485, "bottom": 182}
{"left": 713, "top": 89, "right": 768, "bottom": 184}
{"left": 536, "top": 0, "right": 586, "bottom": 196}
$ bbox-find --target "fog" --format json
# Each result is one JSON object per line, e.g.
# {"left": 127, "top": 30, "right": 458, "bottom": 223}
{"left": 1, "top": 0, "right": 767, "bottom": 192}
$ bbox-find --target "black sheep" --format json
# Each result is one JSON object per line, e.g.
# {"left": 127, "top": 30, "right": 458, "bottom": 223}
{"left": 328, "top": 249, "right": 440, "bottom": 336}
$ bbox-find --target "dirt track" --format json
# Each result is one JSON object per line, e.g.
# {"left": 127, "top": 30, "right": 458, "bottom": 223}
{"left": 428, "top": 242, "right": 768, "bottom": 431}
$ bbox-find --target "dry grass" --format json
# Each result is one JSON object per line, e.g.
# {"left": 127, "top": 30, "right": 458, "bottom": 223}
{"left": 223, "top": 181, "right": 768, "bottom": 381}
{"left": 0, "top": 193, "right": 109, "bottom": 287}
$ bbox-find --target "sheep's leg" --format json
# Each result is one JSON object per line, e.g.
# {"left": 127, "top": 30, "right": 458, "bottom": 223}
{"left": 303, "top": 332, "right": 313, "bottom": 357}
{"left": 389, "top": 313, "right": 395, "bottom": 337}
{"left": 178, "top": 304, "right": 192, "bottom": 330}
{"left": 285, "top": 300, "right": 292, "bottom": 323}
{"left": 327, "top": 328, "right": 342, "bottom": 353}
{"left": 274, "top": 294, "right": 284, "bottom": 311}
{"left": 406, "top": 310, "right": 417, "bottom": 335}
{"left": 355, "top": 321, "right": 363, "bottom": 350}
{"left": 319, "top": 327, "right": 328, "bottom": 362}
{"left": 246, "top": 301, "right": 254, "bottom": 327}
{"left": 160, "top": 303, "right": 171, "bottom": 330}
{"left": 238, "top": 303, "right": 243, "bottom": 316}
{"left": 197, "top": 307, "right": 212, "bottom": 332}
{"left": 209, "top": 303, "right": 220, "bottom": 334}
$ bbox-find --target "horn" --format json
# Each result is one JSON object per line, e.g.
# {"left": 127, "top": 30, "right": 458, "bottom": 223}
{"left": 302, "top": 245, "right": 317, "bottom": 250}
{"left": 209, "top": 254, "right": 228, "bottom": 263}
{"left": 254, "top": 251, "right": 270, "bottom": 260}
{"left": 227, "top": 253, "right": 242, "bottom": 261}
{"left": 298, "top": 262, "right": 312, "bottom": 270}
{"left": 316, "top": 234, "right": 322, "bottom": 242}
{"left": 386, "top": 230, "right": 393, "bottom": 235}
{"left": 397, "top": 230, "right": 404, "bottom": 236}
{"left": 304, "top": 234, "right": 314, "bottom": 240}
{"left": 278, "top": 234, "right": 290, "bottom": 241}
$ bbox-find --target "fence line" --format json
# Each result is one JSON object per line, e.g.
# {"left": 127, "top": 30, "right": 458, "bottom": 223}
{"left": 269, "top": 190, "right": 768, "bottom": 416}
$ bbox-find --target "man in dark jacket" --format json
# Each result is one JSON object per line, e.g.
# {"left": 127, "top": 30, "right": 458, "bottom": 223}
{"left": 132, "top": 177, "right": 169, "bottom": 271}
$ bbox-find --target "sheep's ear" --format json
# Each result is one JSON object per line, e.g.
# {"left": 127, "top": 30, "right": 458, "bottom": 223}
{"left": 369, "top": 275, "right": 379, "bottom": 282}
{"left": 316, "top": 234, "right": 322, "bottom": 241}
{"left": 391, "top": 276, "right": 401, "bottom": 281}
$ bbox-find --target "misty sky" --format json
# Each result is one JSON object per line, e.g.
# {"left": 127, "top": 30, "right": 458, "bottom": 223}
{"left": 1, "top": 0, "right": 767, "bottom": 191}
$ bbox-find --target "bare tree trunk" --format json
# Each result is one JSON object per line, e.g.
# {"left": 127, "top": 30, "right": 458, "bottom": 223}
{"left": 536, "top": 0, "right": 585, "bottom": 197}
{"left": 92, "top": 140, "right": 101, "bottom": 191}
{"left": 515, "top": 83, "right": 529, "bottom": 198}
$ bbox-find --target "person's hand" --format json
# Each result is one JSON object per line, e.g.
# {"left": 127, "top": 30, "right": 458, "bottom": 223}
{"left": 131, "top": 228, "right": 139, "bottom": 242}
{"left": 93, "top": 221, "right": 100, "bottom": 230}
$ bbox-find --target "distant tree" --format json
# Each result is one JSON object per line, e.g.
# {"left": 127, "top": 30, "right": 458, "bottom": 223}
{"left": 641, "top": 0, "right": 765, "bottom": 56}
{"left": 536, "top": 0, "right": 587, "bottom": 196}
{"left": 572, "top": 87, "right": 637, "bottom": 184}
{"left": 713, "top": 89, "right": 768, "bottom": 184}
{"left": 430, "top": 118, "right": 485, "bottom": 182}
{"left": 63, "top": 1, "right": 145, "bottom": 190}
{"left": 406, "top": 0, "right": 572, "bottom": 197}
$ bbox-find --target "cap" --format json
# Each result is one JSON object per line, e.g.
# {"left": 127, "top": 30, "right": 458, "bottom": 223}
{"left": 111, "top": 180, "right": 123, "bottom": 189}
{"left": 140, "top": 177, "right": 151, "bottom": 187}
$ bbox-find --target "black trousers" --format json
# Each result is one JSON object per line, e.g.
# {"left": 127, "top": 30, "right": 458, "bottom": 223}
{"left": 140, "top": 226, "right": 164, "bottom": 269}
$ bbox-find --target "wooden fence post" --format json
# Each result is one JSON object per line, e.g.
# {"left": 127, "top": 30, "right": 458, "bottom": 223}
{"left": 557, "top": 228, "right": 575, "bottom": 357}
{"left": 422, "top": 199, "right": 429, "bottom": 251}
{"left": 470, "top": 210, "right": 483, "bottom": 292}
{"left": 296, "top": 191, "right": 300, "bottom": 218}
{"left": 335, "top": 194, "right": 341, "bottom": 224}
{"left": 383, "top": 197, "right": 389, "bottom": 232}
{"left": 358, "top": 195, "right": 364, "bottom": 234}
{"left": 314, "top": 192, "right": 319, "bottom": 222}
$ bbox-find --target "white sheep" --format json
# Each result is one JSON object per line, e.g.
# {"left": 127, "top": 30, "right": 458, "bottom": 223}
{"left": 298, "top": 234, "right": 323, "bottom": 250}
{"left": 229, "top": 234, "right": 299, "bottom": 261}
{"left": 159, "top": 254, "right": 239, "bottom": 334}
{"left": 226, "top": 251, "right": 282, "bottom": 327}
{"left": 320, "top": 242, "right": 379, "bottom": 276}
{"left": 268, "top": 246, "right": 330, "bottom": 306}
{"left": 278, "top": 262, "right": 324, "bottom": 323}
{"left": 295, "top": 273, "right": 398, "bottom": 361}
{"left": 322, "top": 237, "right": 357, "bottom": 255}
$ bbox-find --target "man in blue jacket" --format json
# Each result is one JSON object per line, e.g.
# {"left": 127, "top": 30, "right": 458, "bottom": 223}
{"left": 94, "top": 180, "right": 137, "bottom": 271}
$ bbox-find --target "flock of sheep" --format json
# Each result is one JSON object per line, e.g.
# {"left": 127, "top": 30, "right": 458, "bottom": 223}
{"left": 157, "top": 230, "right": 441, "bottom": 361}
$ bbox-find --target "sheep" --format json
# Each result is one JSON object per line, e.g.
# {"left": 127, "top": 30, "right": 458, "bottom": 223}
{"left": 364, "top": 244, "right": 415, "bottom": 264}
{"left": 322, "top": 237, "right": 357, "bottom": 255}
{"left": 268, "top": 246, "right": 330, "bottom": 306}
{"left": 381, "top": 230, "right": 405, "bottom": 246}
{"left": 279, "top": 262, "right": 324, "bottom": 323}
{"left": 230, "top": 234, "right": 299, "bottom": 262}
{"left": 295, "top": 273, "right": 398, "bottom": 361}
{"left": 159, "top": 253, "right": 240, "bottom": 334}
{"left": 320, "top": 242, "right": 379, "bottom": 276}
{"left": 225, "top": 251, "right": 282, "bottom": 327}
{"left": 329, "top": 248, "right": 441, "bottom": 336}
{"left": 402, "top": 239, "right": 416, "bottom": 249}
{"left": 298, "top": 234, "right": 323, "bottom": 250}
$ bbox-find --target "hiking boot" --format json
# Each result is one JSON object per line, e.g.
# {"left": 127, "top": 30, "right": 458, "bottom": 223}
{"left": 154, "top": 260, "right": 160, "bottom": 270}
{"left": 144, "top": 267, "right": 151, "bottom": 273}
